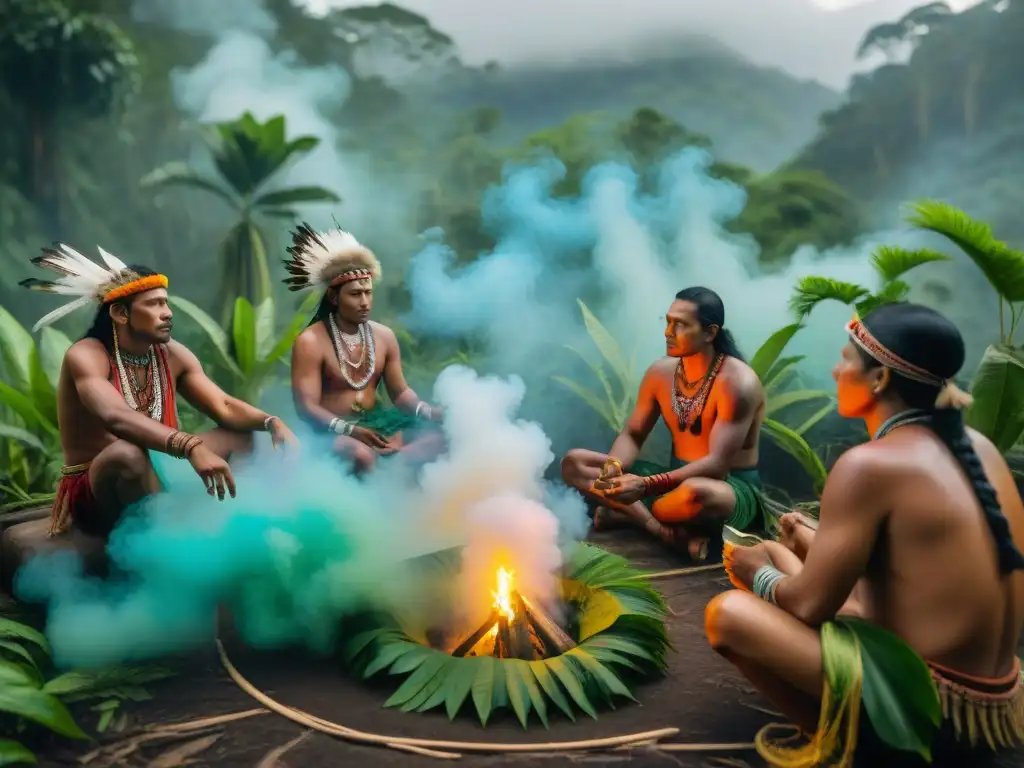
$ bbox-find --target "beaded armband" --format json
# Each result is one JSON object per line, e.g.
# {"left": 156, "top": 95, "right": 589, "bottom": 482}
{"left": 328, "top": 417, "right": 354, "bottom": 436}
{"left": 643, "top": 472, "right": 678, "bottom": 497}
{"left": 752, "top": 564, "right": 786, "bottom": 605}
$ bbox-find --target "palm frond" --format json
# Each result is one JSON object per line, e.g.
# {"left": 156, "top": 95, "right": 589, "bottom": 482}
{"left": 344, "top": 545, "right": 668, "bottom": 728}
{"left": 856, "top": 280, "right": 911, "bottom": 316}
{"left": 789, "top": 277, "right": 869, "bottom": 320}
{"left": 904, "top": 200, "right": 1024, "bottom": 303}
{"left": 869, "top": 246, "right": 950, "bottom": 284}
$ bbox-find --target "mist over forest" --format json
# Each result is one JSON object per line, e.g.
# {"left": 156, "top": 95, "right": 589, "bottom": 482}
{"left": 2, "top": 0, "right": 1023, "bottom": 504}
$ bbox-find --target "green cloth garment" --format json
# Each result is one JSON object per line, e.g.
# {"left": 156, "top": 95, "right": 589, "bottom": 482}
{"left": 755, "top": 617, "right": 942, "bottom": 768}
{"left": 351, "top": 406, "right": 433, "bottom": 439}
{"left": 631, "top": 456, "right": 768, "bottom": 533}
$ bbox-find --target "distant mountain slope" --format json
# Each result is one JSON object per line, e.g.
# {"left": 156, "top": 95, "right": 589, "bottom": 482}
{"left": 419, "top": 40, "right": 841, "bottom": 171}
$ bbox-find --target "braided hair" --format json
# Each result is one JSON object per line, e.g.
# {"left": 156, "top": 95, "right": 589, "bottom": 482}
{"left": 857, "top": 303, "right": 1024, "bottom": 574}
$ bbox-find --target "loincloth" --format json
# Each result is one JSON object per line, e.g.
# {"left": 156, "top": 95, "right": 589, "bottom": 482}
{"left": 928, "top": 657, "right": 1024, "bottom": 751}
{"left": 350, "top": 406, "right": 437, "bottom": 440}
{"left": 48, "top": 463, "right": 96, "bottom": 537}
{"left": 631, "top": 456, "right": 767, "bottom": 532}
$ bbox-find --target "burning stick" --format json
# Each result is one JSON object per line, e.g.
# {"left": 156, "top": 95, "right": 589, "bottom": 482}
{"left": 522, "top": 596, "right": 577, "bottom": 654}
{"left": 506, "top": 593, "right": 536, "bottom": 660}
{"left": 449, "top": 609, "right": 499, "bottom": 657}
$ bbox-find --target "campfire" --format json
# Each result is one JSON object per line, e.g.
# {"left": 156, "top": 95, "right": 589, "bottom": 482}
{"left": 443, "top": 567, "right": 576, "bottom": 660}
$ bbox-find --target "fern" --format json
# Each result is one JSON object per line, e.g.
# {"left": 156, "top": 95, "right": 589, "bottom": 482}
{"left": 789, "top": 277, "right": 869, "bottom": 319}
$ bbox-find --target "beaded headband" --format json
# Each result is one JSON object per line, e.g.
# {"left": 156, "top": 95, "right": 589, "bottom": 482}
{"left": 846, "top": 313, "right": 972, "bottom": 410}
{"left": 20, "top": 243, "right": 168, "bottom": 332}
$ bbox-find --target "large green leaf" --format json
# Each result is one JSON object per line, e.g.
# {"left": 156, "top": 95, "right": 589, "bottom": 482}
{"left": 577, "top": 299, "right": 630, "bottom": 382}
{"left": 750, "top": 323, "right": 802, "bottom": 381}
{"left": 789, "top": 277, "right": 868, "bottom": 320}
{"left": 869, "top": 246, "right": 950, "bottom": 284}
{"left": 139, "top": 161, "right": 238, "bottom": 210}
{"left": 765, "top": 389, "right": 831, "bottom": 418}
{"left": 168, "top": 296, "right": 243, "bottom": 379}
{"left": 0, "top": 739, "right": 36, "bottom": 766}
{"left": 0, "top": 304, "right": 33, "bottom": 393}
{"left": 37, "top": 328, "right": 71, "bottom": 392}
{"left": 0, "top": 383, "right": 57, "bottom": 437}
{"left": 251, "top": 293, "right": 320, "bottom": 382}
{"left": 839, "top": 618, "right": 940, "bottom": 760}
{"left": 231, "top": 297, "right": 258, "bottom": 377}
{"left": 0, "top": 662, "right": 86, "bottom": 740}
{"left": 253, "top": 298, "right": 276, "bottom": 363}
{"left": 762, "top": 417, "right": 827, "bottom": 490}
{"left": 551, "top": 376, "right": 619, "bottom": 432}
{"left": 0, "top": 619, "right": 50, "bottom": 656}
{"left": 905, "top": 200, "right": 1024, "bottom": 303}
{"left": 0, "top": 424, "right": 46, "bottom": 453}
{"left": 471, "top": 656, "right": 498, "bottom": 725}
{"left": 964, "top": 344, "right": 1024, "bottom": 452}
{"left": 253, "top": 186, "right": 341, "bottom": 208}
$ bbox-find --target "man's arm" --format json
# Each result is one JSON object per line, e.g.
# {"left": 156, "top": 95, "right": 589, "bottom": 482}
{"left": 607, "top": 365, "right": 662, "bottom": 469}
{"left": 67, "top": 344, "right": 180, "bottom": 451}
{"left": 380, "top": 328, "right": 431, "bottom": 416}
{"left": 291, "top": 332, "right": 338, "bottom": 431}
{"left": 773, "top": 448, "right": 887, "bottom": 626}
{"left": 666, "top": 372, "right": 759, "bottom": 485}
{"left": 172, "top": 342, "right": 274, "bottom": 431}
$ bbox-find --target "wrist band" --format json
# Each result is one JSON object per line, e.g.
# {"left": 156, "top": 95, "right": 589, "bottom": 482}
{"left": 165, "top": 430, "right": 203, "bottom": 459}
{"left": 414, "top": 402, "right": 432, "bottom": 420}
{"left": 263, "top": 415, "right": 278, "bottom": 431}
{"left": 643, "top": 472, "right": 676, "bottom": 496}
{"left": 328, "top": 417, "right": 354, "bottom": 436}
{"left": 753, "top": 564, "right": 786, "bottom": 605}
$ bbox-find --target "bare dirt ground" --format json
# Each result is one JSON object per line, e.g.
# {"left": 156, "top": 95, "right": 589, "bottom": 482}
{"left": 4, "top": 527, "right": 1023, "bottom": 768}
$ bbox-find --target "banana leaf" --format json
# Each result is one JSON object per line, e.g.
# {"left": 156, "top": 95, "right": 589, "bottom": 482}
{"left": 750, "top": 323, "right": 802, "bottom": 381}
{"left": 762, "top": 417, "right": 827, "bottom": 491}
{"left": 965, "top": 344, "right": 1024, "bottom": 452}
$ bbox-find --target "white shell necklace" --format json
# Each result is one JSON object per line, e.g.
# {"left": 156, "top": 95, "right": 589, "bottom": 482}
{"left": 112, "top": 329, "right": 164, "bottom": 421}
{"left": 328, "top": 313, "right": 375, "bottom": 391}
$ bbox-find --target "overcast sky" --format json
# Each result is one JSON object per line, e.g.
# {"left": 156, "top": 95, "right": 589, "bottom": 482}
{"left": 303, "top": 0, "right": 980, "bottom": 89}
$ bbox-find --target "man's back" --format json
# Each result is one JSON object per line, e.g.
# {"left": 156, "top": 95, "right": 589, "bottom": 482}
{"left": 866, "top": 425, "right": 1024, "bottom": 678}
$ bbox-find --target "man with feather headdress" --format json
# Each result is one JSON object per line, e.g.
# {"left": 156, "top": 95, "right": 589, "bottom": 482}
{"left": 14, "top": 244, "right": 298, "bottom": 539}
{"left": 286, "top": 224, "right": 444, "bottom": 473}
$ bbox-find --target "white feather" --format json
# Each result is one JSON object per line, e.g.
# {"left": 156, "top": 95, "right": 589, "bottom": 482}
{"left": 97, "top": 246, "right": 127, "bottom": 273}
{"left": 57, "top": 244, "right": 112, "bottom": 283}
{"left": 31, "top": 296, "right": 93, "bottom": 332}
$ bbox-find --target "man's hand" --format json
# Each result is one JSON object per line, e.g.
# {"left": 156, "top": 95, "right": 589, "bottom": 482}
{"left": 188, "top": 444, "right": 237, "bottom": 500}
{"left": 601, "top": 473, "right": 646, "bottom": 504}
{"left": 267, "top": 418, "right": 299, "bottom": 451}
{"left": 352, "top": 426, "right": 397, "bottom": 455}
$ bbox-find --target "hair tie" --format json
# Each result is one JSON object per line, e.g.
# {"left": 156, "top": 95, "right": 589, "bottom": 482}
{"left": 935, "top": 381, "right": 973, "bottom": 411}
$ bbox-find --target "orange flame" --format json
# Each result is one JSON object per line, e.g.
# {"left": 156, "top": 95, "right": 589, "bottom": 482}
{"left": 492, "top": 567, "right": 515, "bottom": 621}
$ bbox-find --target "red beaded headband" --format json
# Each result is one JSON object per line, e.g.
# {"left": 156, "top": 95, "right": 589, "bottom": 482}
{"left": 329, "top": 269, "right": 373, "bottom": 287}
{"left": 845, "top": 314, "right": 944, "bottom": 386}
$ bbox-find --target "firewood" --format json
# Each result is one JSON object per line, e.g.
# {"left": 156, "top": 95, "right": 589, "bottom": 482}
{"left": 449, "top": 609, "right": 500, "bottom": 657}
{"left": 522, "top": 596, "right": 577, "bottom": 653}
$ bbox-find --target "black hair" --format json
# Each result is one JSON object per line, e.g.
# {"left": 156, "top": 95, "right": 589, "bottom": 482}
{"left": 674, "top": 286, "right": 745, "bottom": 362}
{"left": 857, "top": 302, "right": 1024, "bottom": 574}
{"left": 82, "top": 264, "right": 160, "bottom": 350}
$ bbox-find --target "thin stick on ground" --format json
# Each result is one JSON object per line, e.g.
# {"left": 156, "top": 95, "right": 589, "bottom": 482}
{"left": 216, "top": 637, "right": 683, "bottom": 759}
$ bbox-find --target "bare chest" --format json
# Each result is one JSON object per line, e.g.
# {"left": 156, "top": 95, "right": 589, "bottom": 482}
{"left": 320, "top": 324, "right": 385, "bottom": 394}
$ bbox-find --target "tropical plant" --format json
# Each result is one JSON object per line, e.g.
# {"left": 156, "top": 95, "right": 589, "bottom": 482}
{"left": 0, "top": 305, "right": 69, "bottom": 503}
{"left": 905, "top": 200, "right": 1024, "bottom": 451}
{"left": 788, "top": 244, "right": 951, "bottom": 324}
{"left": 0, "top": 0, "right": 139, "bottom": 228}
{"left": 343, "top": 544, "right": 668, "bottom": 727}
{"left": 0, "top": 616, "right": 175, "bottom": 763}
{"left": 169, "top": 292, "right": 321, "bottom": 404}
{"left": 553, "top": 300, "right": 831, "bottom": 489}
{"left": 140, "top": 112, "right": 341, "bottom": 325}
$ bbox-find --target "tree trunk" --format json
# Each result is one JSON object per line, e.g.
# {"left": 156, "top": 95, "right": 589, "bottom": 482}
{"left": 27, "top": 106, "right": 62, "bottom": 234}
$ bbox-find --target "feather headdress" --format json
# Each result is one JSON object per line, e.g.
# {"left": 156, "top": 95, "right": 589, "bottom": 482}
{"left": 283, "top": 223, "right": 382, "bottom": 293}
{"left": 20, "top": 243, "right": 169, "bottom": 332}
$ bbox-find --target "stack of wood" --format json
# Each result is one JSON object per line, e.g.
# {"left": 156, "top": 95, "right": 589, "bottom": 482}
{"left": 446, "top": 593, "right": 576, "bottom": 660}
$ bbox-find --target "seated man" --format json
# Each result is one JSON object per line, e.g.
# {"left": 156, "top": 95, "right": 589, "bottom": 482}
{"left": 18, "top": 243, "right": 298, "bottom": 539}
{"left": 285, "top": 224, "right": 444, "bottom": 473}
{"left": 560, "top": 286, "right": 768, "bottom": 560}
{"left": 708, "top": 303, "right": 1024, "bottom": 765}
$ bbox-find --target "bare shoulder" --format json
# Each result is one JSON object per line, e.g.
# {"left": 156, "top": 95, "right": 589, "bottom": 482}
{"left": 164, "top": 339, "right": 197, "bottom": 365}
{"left": 968, "top": 427, "right": 1016, "bottom": 483}
{"left": 64, "top": 338, "right": 109, "bottom": 376}
{"left": 720, "top": 356, "right": 763, "bottom": 402}
{"left": 371, "top": 321, "right": 398, "bottom": 343}
{"left": 294, "top": 323, "right": 327, "bottom": 356}
{"left": 823, "top": 441, "right": 892, "bottom": 499}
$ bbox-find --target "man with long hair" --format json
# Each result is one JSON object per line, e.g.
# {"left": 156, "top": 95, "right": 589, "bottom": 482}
{"left": 711, "top": 303, "right": 1024, "bottom": 765}
{"left": 15, "top": 243, "right": 298, "bottom": 539}
{"left": 285, "top": 224, "right": 444, "bottom": 473}
{"left": 560, "top": 286, "right": 768, "bottom": 560}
